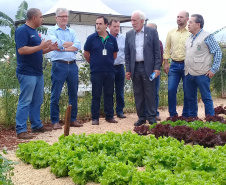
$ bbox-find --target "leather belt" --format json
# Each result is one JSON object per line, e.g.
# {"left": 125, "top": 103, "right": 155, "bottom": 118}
{"left": 52, "top": 60, "right": 76, "bottom": 64}
{"left": 172, "top": 60, "right": 184, "bottom": 63}
{"left": 135, "top": 61, "right": 144, "bottom": 63}
{"left": 114, "top": 64, "right": 124, "bottom": 68}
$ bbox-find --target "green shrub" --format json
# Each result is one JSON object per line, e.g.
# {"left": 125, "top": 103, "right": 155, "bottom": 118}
{"left": 0, "top": 153, "right": 17, "bottom": 185}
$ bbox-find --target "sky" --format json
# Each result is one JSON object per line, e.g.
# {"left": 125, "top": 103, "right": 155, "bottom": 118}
{"left": 0, "top": 0, "right": 226, "bottom": 45}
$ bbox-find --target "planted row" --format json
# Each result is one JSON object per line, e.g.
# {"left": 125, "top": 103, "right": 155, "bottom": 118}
{"left": 134, "top": 122, "right": 226, "bottom": 147}
{"left": 214, "top": 105, "right": 226, "bottom": 115}
{"left": 166, "top": 114, "right": 226, "bottom": 123}
{"left": 153, "top": 120, "right": 226, "bottom": 133}
{"left": 16, "top": 132, "right": 226, "bottom": 184}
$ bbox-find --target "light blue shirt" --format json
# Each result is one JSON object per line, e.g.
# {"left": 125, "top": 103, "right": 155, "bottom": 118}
{"left": 135, "top": 26, "right": 144, "bottom": 62}
{"left": 114, "top": 33, "right": 125, "bottom": 65}
{"left": 47, "top": 24, "right": 81, "bottom": 61}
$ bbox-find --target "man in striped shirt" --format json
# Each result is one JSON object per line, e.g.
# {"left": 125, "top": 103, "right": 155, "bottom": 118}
{"left": 185, "top": 14, "right": 222, "bottom": 117}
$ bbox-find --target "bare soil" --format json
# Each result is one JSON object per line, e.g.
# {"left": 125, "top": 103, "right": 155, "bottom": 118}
{"left": 1, "top": 98, "right": 226, "bottom": 185}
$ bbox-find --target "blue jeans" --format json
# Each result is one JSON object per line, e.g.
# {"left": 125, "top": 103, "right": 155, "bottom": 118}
{"left": 50, "top": 62, "right": 79, "bottom": 124}
{"left": 114, "top": 64, "right": 125, "bottom": 115}
{"left": 91, "top": 72, "right": 115, "bottom": 120}
{"left": 155, "top": 74, "right": 160, "bottom": 116}
{"left": 16, "top": 73, "right": 44, "bottom": 134}
{"left": 168, "top": 62, "right": 189, "bottom": 117}
{"left": 185, "top": 74, "right": 214, "bottom": 117}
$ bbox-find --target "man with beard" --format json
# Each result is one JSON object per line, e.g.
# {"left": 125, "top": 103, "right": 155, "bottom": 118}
{"left": 163, "top": 11, "right": 190, "bottom": 118}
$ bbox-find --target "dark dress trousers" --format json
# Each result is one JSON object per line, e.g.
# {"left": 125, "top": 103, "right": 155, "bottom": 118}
{"left": 125, "top": 26, "right": 161, "bottom": 122}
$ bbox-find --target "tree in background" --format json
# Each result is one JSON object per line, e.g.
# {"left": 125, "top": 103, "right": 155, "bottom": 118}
{"left": 0, "top": 0, "right": 28, "bottom": 59}
{"left": 0, "top": 1, "right": 28, "bottom": 126}
{"left": 0, "top": 0, "right": 47, "bottom": 59}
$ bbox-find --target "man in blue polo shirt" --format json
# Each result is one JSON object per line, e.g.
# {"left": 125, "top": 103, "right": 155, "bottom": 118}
{"left": 15, "top": 8, "right": 58, "bottom": 139}
{"left": 84, "top": 16, "right": 119, "bottom": 125}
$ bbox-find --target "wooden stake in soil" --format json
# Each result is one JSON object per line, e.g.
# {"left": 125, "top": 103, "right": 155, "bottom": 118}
{"left": 64, "top": 105, "right": 72, "bottom": 137}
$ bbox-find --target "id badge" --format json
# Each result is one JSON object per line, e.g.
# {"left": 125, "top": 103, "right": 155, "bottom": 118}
{"left": 103, "top": 49, "right": 107, "bottom": 55}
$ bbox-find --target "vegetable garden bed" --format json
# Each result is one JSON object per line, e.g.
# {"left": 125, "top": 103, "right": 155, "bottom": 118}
{"left": 16, "top": 132, "right": 226, "bottom": 185}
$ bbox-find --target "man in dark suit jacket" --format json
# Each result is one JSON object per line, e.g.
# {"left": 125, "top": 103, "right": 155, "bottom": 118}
{"left": 125, "top": 10, "right": 161, "bottom": 126}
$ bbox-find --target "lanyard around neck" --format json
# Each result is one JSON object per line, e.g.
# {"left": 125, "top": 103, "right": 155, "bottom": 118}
{"left": 101, "top": 38, "right": 108, "bottom": 50}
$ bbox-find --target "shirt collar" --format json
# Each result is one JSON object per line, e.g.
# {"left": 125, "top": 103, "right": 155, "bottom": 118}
{"left": 135, "top": 26, "right": 144, "bottom": 34}
{"left": 55, "top": 24, "right": 69, "bottom": 30}
{"left": 177, "top": 26, "right": 189, "bottom": 32}
{"left": 95, "top": 30, "right": 110, "bottom": 37}
{"left": 191, "top": 28, "right": 203, "bottom": 38}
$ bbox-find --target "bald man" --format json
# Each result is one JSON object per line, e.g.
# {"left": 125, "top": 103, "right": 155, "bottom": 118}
{"left": 163, "top": 11, "right": 191, "bottom": 118}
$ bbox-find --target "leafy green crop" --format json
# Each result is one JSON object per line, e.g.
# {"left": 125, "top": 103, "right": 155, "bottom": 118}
{"left": 16, "top": 132, "right": 226, "bottom": 185}
{"left": 0, "top": 153, "right": 17, "bottom": 185}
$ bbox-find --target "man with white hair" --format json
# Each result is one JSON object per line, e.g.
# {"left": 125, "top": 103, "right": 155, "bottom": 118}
{"left": 125, "top": 10, "right": 161, "bottom": 126}
{"left": 48, "top": 8, "right": 82, "bottom": 129}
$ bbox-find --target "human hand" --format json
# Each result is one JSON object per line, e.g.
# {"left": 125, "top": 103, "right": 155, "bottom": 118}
{"left": 154, "top": 70, "right": 160, "bottom": 78}
{"left": 164, "top": 62, "right": 169, "bottom": 74}
{"left": 49, "top": 42, "right": 59, "bottom": 51}
{"left": 206, "top": 70, "right": 214, "bottom": 78}
{"left": 125, "top": 72, "right": 131, "bottom": 80}
{"left": 40, "top": 39, "right": 52, "bottom": 50}
{"left": 63, "top": 42, "right": 73, "bottom": 48}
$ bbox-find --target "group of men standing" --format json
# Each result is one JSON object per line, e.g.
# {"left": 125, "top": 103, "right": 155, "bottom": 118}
{"left": 15, "top": 7, "right": 222, "bottom": 139}
{"left": 163, "top": 11, "right": 222, "bottom": 119}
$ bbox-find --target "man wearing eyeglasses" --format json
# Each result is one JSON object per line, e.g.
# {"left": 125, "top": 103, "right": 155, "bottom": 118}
{"left": 47, "top": 8, "right": 83, "bottom": 129}
{"left": 185, "top": 14, "right": 222, "bottom": 117}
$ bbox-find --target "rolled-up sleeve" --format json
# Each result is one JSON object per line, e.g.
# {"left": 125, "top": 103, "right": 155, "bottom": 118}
{"left": 205, "top": 34, "right": 222, "bottom": 73}
{"left": 71, "top": 30, "right": 81, "bottom": 50}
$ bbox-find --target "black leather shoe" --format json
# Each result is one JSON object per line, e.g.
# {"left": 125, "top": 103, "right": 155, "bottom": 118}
{"left": 92, "top": 120, "right": 99, "bottom": 125}
{"left": 134, "top": 119, "right": 146, "bottom": 126}
{"left": 106, "top": 119, "right": 118, "bottom": 123}
{"left": 148, "top": 119, "right": 157, "bottom": 125}
{"left": 156, "top": 116, "right": 161, "bottom": 121}
{"left": 117, "top": 114, "right": 126, "bottom": 118}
